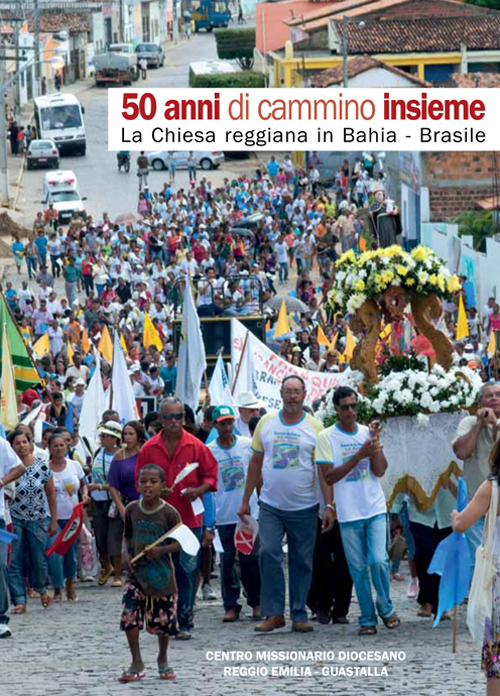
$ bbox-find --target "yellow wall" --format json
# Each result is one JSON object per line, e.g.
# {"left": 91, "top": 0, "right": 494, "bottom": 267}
{"left": 269, "top": 52, "right": 466, "bottom": 87}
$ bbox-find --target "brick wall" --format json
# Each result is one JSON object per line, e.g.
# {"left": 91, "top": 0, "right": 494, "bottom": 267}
{"left": 422, "top": 151, "right": 498, "bottom": 220}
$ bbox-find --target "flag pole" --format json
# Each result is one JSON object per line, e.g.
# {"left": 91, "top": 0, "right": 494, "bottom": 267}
{"left": 452, "top": 606, "right": 458, "bottom": 653}
{"left": 0, "top": 287, "right": 50, "bottom": 398}
{"left": 231, "top": 330, "right": 249, "bottom": 396}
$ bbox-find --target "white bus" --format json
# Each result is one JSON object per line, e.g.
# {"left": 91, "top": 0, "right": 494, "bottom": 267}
{"left": 34, "top": 93, "right": 86, "bottom": 156}
{"left": 188, "top": 60, "right": 239, "bottom": 87}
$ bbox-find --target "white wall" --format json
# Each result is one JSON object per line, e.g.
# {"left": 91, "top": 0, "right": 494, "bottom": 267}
{"left": 421, "top": 220, "right": 500, "bottom": 312}
{"left": 326, "top": 67, "right": 423, "bottom": 89}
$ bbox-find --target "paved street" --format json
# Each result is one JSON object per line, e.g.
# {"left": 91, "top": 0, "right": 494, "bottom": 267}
{"left": 0, "top": 560, "right": 484, "bottom": 696}
{"left": 8, "top": 28, "right": 257, "bottom": 226}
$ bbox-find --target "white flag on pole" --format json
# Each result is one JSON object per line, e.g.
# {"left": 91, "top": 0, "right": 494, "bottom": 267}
{"left": 79, "top": 352, "right": 107, "bottom": 455}
{"left": 175, "top": 280, "right": 207, "bottom": 412}
{"left": 111, "top": 331, "right": 139, "bottom": 425}
{"left": 208, "top": 352, "right": 234, "bottom": 406}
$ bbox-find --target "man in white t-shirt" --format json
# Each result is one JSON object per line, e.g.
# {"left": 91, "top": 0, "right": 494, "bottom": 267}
{"left": 239, "top": 376, "right": 333, "bottom": 633}
{"left": 274, "top": 235, "right": 289, "bottom": 284}
{"left": 0, "top": 437, "right": 25, "bottom": 638}
{"left": 208, "top": 406, "right": 261, "bottom": 623}
{"left": 316, "top": 386, "right": 400, "bottom": 635}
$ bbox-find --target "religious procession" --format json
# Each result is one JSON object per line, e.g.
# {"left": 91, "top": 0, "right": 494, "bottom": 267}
{"left": 0, "top": 149, "right": 498, "bottom": 693}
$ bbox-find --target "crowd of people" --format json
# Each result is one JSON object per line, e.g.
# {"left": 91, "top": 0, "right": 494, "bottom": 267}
{"left": 1, "top": 152, "right": 500, "bottom": 689}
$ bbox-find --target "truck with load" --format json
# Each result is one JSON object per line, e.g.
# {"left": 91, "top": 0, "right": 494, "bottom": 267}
{"left": 93, "top": 49, "right": 138, "bottom": 87}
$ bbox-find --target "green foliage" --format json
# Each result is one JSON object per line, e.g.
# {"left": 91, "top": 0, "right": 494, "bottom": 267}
{"left": 190, "top": 71, "right": 266, "bottom": 88}
{"left": 466, "top": 0, "right": 500, "bottom": 8}
{"left": 214, "top": 28, "right": 256, "bottom": 69}
{"left": 454, "top": 210, "right": 496, "bottom": 252}
{"left": 378, "top": 354, "right": 426, "bottom": 378}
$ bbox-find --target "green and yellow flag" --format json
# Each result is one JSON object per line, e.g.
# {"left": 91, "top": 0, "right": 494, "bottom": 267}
{"left": 0, "top": 297, "right": 39, "bottom": 393}
{"left": 0, "top": 322, "right": 19, "bottom": 430}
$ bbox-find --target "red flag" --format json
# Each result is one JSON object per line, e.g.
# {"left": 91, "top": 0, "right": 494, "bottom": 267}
{"left": 46, "top": 503, "right": 85, "bottom": 558}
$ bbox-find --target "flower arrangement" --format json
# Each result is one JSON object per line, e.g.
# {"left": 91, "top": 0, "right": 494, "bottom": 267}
{"left": 327, "top": 245, "right": 461, "bottom": 316}
{"left": 317, "top": 363, "right": 482, "bottom": 427}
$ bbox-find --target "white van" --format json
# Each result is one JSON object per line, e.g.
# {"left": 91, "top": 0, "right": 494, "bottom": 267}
{"left": 42, "top": 170, "right": 86, "bottom": 224}
{"left": 188, "top": 60, "right": 239, "bottom": 87}
{"left": 34, "top": 93, "right": 86, "bottom": 156}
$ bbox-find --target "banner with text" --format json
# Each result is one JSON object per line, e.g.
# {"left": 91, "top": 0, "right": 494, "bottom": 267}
{"left": 109, "top": 88, "right": 498, "bottom": 151}
{"left": 231, "top": 319, "right": 350, "bottom": 410}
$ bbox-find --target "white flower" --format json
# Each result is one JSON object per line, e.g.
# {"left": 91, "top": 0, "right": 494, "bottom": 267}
{"left": 416, "top": 413, "right": 430, "bottom": 428}
{"left": 417, "top": 270, "right": 429, "bottom": 284}
{"left": 346, "top": 294, "right": 365, "bottom": 314}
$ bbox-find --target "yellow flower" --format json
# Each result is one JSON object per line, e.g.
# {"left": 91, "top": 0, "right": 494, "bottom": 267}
{"left": 437, "top": 276, "right": 446, "bottom": 292}
{"left": 353, "top": 279, "right": 365, "bottom": 292}
{"left": 405, "top": 278, "right": 416, "bottom": 287}
{"left": 447, "top": 276, "right": 461, "bottom": 293}
{"left": 338, "top": 249, "right": 356, "bottom": 266}
{"left": 396, "top": 265, "right": 408, "bottom": 276}
{"left": 412, "top": 246, "right": 430, "bottom": 263}
{"left": 381, "top": 270, "right": 394, "bottom": 283}
{"left": 429, "top": 274, "right": 438, "bottom": 286}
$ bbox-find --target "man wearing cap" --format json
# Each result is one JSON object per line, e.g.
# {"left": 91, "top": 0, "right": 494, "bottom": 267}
{"left": 71, "top": 379, "right": 86, "bottom": 419}
{"left": 238, "top": 375, "right": 331, "bottom": 633}
{"left": 208, "top": 406, "right": 261, "bottom": 623}
{"left": 135, "top": 396, "right": 218, "bottom": 639}
{"left": 235, "top": 392, "right": 262, "bottom": 438}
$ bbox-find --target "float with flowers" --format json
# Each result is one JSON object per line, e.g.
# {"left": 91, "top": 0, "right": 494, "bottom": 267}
{"left": 321, "top": 245, "right": 481, "bottom": 511}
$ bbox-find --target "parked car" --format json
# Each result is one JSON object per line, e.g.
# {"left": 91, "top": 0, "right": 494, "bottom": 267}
{"left": 26, "top": 139, "right": 59, "bottom": 170}
{"left": 135, "top": 43, "right": 164, "bottom": 68}
{"left": 146, "top": 150, "right": 225, "bottom": 171}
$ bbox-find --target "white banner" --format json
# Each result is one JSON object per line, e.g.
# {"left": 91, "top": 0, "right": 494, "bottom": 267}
{"left": 231, "top": 319, "right": 350, "bottom": 410}
{"left": 108, "top": 88, "right": 497, "bottom": 151}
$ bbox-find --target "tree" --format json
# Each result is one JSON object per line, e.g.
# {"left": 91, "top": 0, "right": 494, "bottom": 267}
{"left": 214, "top": 28, "right": 255, "bottom": 70}
{"left": 454, "top": 210, "right": 497, "bottom": 252}
{"left": 466, "top": 0, "right": 500, "bottom": 8}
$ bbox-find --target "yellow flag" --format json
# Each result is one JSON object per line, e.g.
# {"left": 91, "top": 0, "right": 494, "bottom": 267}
{"left": 98, "top": 326, "right": 114, "bottom": 364}
{"left": 456, "top": 294, "right": 469, "bottom": 341}
{"left": 32, "top": 333, "right": 50, "bottom": 358}
{"left": 330, "top": 332, "right": 339, "bottom": 350}
{"left": 120, "top": 332, "right": 129, "bottom": 357}
{"left": 143, "top": 313, "right": 164, "bottom": 351}
{"left": 67, "top": 340, "right": 74, "bottom": 366}
{"left": 317, "top": 325, "right": 331, "bottom": 347}
{"left": 0, "top": 324, "right": 19, "bottom": 430}
{"left": 82, "top": 328, "right": 91, "bottom": 354}
{"left": 488, "top": 331, "right": 497, "bottom": 356}
{"left": 343, "top": 326, "right": 356, "bottom": 363}
{"left": 274, "top": 300, "right": 291, "bottom": 338}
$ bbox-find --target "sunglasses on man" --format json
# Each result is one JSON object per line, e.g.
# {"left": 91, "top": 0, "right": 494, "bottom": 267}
{"left": 338, "top": 403, "right": 357, "bottom": 412}
{"left": 161, "top": 413, "right": 183, "bottom": 421}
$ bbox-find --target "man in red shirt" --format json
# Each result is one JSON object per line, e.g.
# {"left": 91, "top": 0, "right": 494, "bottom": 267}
{"left": 135, "top": 396, "right": 218, "bottom": 639}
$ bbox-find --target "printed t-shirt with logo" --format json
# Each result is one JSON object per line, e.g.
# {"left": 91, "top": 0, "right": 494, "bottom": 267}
{"left": 251, "top": 411, "right": 323, "bottom": 511}
{"left": 124, "top": 500, "right": 180, "bottom": 596}
{"left": 208, "top": 435, "right": 258, "bottom": 525}
{"left": 50, "top": 459, "right": 86, "bottom": 520}
{"left": 315, "top": 423, "right": 386, "bottom": 523}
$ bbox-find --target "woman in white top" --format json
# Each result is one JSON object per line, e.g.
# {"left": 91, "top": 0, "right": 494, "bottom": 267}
{"left": 47, "top": 433, "right": 88, "bottom": 603}
{"left": 452, "top": 439, "right": 500, "bottom": 693}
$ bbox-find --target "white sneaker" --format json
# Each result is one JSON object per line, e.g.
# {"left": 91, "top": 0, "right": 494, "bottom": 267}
{"left": 0, "top": 625, "right": 12, "bottom": 638}
{"left": 407, "top": 578, "right": 419, "bottom": 599}
{"left": 202, "top": 584, "right": 217, "bottom": 601}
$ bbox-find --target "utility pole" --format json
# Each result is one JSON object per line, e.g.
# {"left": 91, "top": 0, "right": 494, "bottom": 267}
{"left": 14, "top": 25, "right": 20, "bottom": 121}
{"left": 34, "top": 0, "right": 40, "bottom": 98}
{"left": 119, "top": 0, "right": 124, "bottom": 42}
{"left": 0, "top": 39, "right": 10, "bottom": 207}
{"left": 173, "top": 0, "right": 179, "bottom": 44}
{"left": 341, "top": 15, "right": 348, "bottom": 88}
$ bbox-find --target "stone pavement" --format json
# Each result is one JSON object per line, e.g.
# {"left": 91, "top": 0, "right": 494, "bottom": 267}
{"left": 1, "top": 560, "right": 485, "bottom": 696}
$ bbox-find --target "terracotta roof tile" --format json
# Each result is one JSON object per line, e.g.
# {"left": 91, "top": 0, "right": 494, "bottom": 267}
{"left": 310, "top": 55, "right": 431, "bottom": 86}
{"left": 333, "top": 16, "right": 500, "bottom": 54}
{"left": 444, "top": 73, "right": 500, "bottom": 88}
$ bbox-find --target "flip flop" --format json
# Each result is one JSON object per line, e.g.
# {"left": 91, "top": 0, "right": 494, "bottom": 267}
{"left": 382, "top": 613, "right": 401, "bottom": 629}
{"left": 98, "top": 568, "right": 113, "bottom": 586}
{"left": 12, "top": 605, "right": 26, "bottom": 614}
{"left": 40, "top": 593, "right": 52, "bottom": 609}
{"left": 159, "top": 667, "right": 176, "bottom": 681}
{"left": 118, "top": 670, "right": 146, "bottom": 683}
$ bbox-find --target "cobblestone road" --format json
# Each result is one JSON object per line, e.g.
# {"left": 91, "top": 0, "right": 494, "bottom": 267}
{"left": 1, "top": 560, "right": 484, "bottom": 696}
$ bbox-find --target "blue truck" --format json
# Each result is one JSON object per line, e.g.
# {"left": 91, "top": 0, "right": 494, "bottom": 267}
{"left": 188, "top": 0, "right": 230, "bottom": 31}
